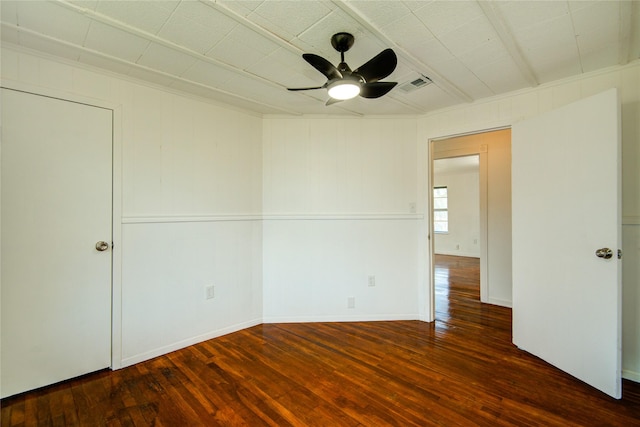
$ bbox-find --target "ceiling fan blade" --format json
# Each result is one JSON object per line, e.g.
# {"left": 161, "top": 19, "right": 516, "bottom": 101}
{"left": 353, "top": 49, "right": 397, "bottom": 83}
{"left": 326, "top": 97, "right": 343, "bottom": 106}
{"left": 287, "top": 86, "right": 324, "bottom": 91}
{"left": 360, "top": 81, "right": 397, "bottom": 99}
{"left": 303, "top": 53, "right": 342, "bottom": 80}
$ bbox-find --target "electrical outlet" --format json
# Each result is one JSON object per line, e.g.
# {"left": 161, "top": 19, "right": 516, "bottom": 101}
{"left": 205, "top": 285, "right": 215, "bottom": 300}
{"left": 456, "top": 244, "right": 460, "bottom": 250}
{"left": 348, "top": 297, "right": 355, "bottom": 309}
{"left": 409, "top": 202, "right": 416, "bottom": 213}
{"left": 368, "top": 275, "right": 376, "bottom": 287}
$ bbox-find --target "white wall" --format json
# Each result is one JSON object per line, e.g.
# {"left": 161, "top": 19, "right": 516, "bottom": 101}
{"left": 418, "top": 61, "right": 640, "bottom": 382}
{"left": 262, "top": 220, "right": 420, "bottom": 322}
{"left": 0, "top": 45, "right": 264, "bottom": 367}
{"left": 121, "top": 220, "right": 262, "bottom": 365}
{"left": 262, "top": 117, "right": 424, "bottom": 322}
{"left": 486, "top": 132, "right": 512, "bottom": 306}
{"left": 434, "top": 165, "right": 480, "bottom": 257}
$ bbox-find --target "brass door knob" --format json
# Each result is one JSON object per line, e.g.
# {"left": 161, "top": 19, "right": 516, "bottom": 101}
{"left": 95, "top": 241, "right": 110, "bottom": 252}
{"left": 595, "top": 248, "right": 613, "bottom": 259}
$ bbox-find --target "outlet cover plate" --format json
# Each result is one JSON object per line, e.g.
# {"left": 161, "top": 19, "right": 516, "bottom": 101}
{"left": 205, "top": 285, "right": 215, "bottom": 300}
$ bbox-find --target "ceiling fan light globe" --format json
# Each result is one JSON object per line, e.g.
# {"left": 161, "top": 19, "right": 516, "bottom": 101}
{"left": 327, "top": 81, "right": 360, "bottom": 100}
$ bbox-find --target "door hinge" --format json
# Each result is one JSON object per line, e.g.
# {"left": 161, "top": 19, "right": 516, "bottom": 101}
{"left": 618, "top": 249, "right": 622, "bottom": 259}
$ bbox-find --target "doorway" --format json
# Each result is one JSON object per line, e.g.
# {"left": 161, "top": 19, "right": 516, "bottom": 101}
{"left": 433, "top": 156, "right": 481, "bottom": 258}
{"left": 432, "top": 155, "right": 481, "bottom": 319}
{"left": 434, "top": 254, "right": 481, "bottom": 323}
{"left": 1, "top": 88, "right": 114, "bottom": 398}
{"left": 428, "top": 129, "right": 512, "bottom": 321}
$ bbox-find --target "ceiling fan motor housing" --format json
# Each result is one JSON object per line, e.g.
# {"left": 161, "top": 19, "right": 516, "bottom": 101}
{"left": 331, "top": 32, "right": 355, "bottom": 53}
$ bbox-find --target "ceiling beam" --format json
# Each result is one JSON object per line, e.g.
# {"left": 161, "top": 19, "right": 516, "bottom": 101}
{"left": 477, "top": 1, "right": 538, "bottom": 88}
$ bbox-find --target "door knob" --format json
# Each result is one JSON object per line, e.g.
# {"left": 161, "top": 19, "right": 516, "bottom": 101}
{"left": 95, "top": 241, "right": 110, "bottom": 252}
{"left": 595, "top": 248, "right": 613, "bottom": 259}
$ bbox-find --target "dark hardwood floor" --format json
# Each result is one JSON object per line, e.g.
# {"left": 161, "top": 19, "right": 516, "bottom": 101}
{"left": 2, "top": 254, "right": 640, "bottom": 426}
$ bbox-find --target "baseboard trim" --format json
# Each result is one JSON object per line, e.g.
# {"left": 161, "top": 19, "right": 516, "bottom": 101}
{"left": 485, "top": 297, "right": 512, "bottom": 308}
{"left": 262, "top": 314, "right": 420, "bottom": 324}
{"left": 118, "top": 318, "right": 262, "bottom": 368}
{"left": 623, "top": 369, "right": 640, "bottom": 383}
{"left": 435, "top": 251, "right": 481, "bottom": 258}
{"left": 418, "top": 314, "right": 433, "bottom": 322}
{"left": 622, "top": 216, "right": 640, "bottom": 225}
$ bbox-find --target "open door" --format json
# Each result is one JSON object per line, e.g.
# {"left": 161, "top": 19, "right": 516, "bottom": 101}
{"left": 512, "top": 89, "right": 621, "bottom": 398}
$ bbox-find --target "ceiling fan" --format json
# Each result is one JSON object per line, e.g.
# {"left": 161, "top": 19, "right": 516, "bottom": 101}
{"left": 287, "top": 32, "right": 398, "bottom": 105}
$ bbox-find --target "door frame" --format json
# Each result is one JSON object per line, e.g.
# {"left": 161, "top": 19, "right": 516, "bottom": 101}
{"left": 421, "top": 126, "right": 509, "bottom": 322}
{"left": 1, "top": 80, "right": 124, "bottom": 369}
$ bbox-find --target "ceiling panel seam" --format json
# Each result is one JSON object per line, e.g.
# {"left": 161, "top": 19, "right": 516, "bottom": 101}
{"left": 477, "top": 1, "right": 538, "bottom": 88}
{"left": 201, "top": 0, "right": 306, "bottom": 56}
{"left": 566, "top": 4, "right": 584, "bottom": 73}
{"left": 332, "top": 0, "right": 473, "bottom": 104}
{"left": 155, "top": 1, "right": 182, "bottom": 38}
{"left": 0, "top": 22, "right": 300, "bottom": 115}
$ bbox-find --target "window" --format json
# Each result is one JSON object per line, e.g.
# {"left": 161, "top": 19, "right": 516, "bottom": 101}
{"left": 433, "top": 186, "right": 448, "bottom": 233}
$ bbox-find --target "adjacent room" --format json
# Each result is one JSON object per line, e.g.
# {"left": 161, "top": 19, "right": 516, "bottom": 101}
{"left": 2, "top": 1, "right": 640, "bottom": 425}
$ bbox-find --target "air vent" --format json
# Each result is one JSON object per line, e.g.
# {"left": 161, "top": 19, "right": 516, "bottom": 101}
{"left": 398, "top": 76, "right": 432, "bottom": 93}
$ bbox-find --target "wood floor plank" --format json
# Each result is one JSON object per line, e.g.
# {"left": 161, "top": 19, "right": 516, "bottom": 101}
{"left": 2, "top": 254, "right": 639, "bottom": 425}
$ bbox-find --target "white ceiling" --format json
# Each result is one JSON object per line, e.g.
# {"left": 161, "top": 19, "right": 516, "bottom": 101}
{"left": 1, "top": 1, "right": 638, "bottom": 116}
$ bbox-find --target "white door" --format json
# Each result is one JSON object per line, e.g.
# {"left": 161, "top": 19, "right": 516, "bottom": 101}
{"left": 1, "top": 89, "right": 113, "bottom": 398}
{"left": 511, "top": 88, "right": 621, "bottom": 398}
